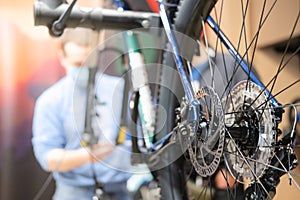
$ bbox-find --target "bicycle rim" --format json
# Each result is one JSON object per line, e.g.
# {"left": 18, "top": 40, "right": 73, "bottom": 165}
{"left": 156, "top": 0, "right": 300, "bottom": 199}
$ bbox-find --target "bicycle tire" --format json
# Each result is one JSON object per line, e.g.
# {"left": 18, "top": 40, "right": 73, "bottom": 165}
{"left": 154, "top": 1, "right": 217, "bottom": 199}
{"left": 155, "top": 0, "right": 300, "bottom": 199}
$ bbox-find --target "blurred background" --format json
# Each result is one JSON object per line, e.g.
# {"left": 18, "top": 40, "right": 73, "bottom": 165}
{"left": 0, "top": 1, "right": 156, "bottom": 199}
{"left": 0, "top": 0, "right": 299, "bottom": 200}
{"left": 0, "top": 0, "right": 63, "bottom": 199}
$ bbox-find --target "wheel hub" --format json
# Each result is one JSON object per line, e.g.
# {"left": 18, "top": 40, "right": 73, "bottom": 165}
{"left": 223, "top": 80, "right": 276, "bottom": 183}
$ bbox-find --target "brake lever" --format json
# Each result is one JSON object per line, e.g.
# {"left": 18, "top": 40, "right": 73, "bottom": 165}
{"left": 50, "top": 0, "right": 77, "bottom": 37}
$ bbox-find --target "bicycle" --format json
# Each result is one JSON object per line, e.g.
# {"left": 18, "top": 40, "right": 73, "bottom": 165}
{"left": 33, "top": 0, "right": 300, "bottom": 199}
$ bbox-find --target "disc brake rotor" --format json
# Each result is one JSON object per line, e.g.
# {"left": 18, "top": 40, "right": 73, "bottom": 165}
{"left": 188, "top": 86, "right": 225, "bottom": 177}
{"left": 223, "top": 80, "right": 276, "bottom": 183}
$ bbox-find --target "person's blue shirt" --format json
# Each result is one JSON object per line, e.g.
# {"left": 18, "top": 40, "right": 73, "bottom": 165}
{"left": 32, "top": 71, "right": 132, "bottom": 187}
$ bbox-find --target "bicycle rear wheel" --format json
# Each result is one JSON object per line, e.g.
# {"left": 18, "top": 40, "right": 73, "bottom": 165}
{"left": 156, "top": 0, "right": 300, "bottom": 199}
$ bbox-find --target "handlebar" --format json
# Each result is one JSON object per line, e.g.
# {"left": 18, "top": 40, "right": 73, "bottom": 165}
{"left": 34, "top": 1, "right": 160, "bottom": 34}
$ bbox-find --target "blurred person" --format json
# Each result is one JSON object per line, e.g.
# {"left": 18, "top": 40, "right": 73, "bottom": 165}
{"left": 32, "top": 28, "right": 133, "bottom": 200}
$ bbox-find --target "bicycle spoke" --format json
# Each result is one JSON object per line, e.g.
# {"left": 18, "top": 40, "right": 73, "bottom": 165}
{"left": 267, "top": 4, "right": 300, "bottom": 97}
{"left": 225, "top": 130, "right": 274, "bottom": 200}
{"left": 250, "top": 45, "right": 300, "bottom": 111}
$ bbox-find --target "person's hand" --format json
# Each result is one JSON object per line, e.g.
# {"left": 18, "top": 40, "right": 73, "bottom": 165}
{"left": 89, "top": 142, "right": 114, "bottom": 162}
